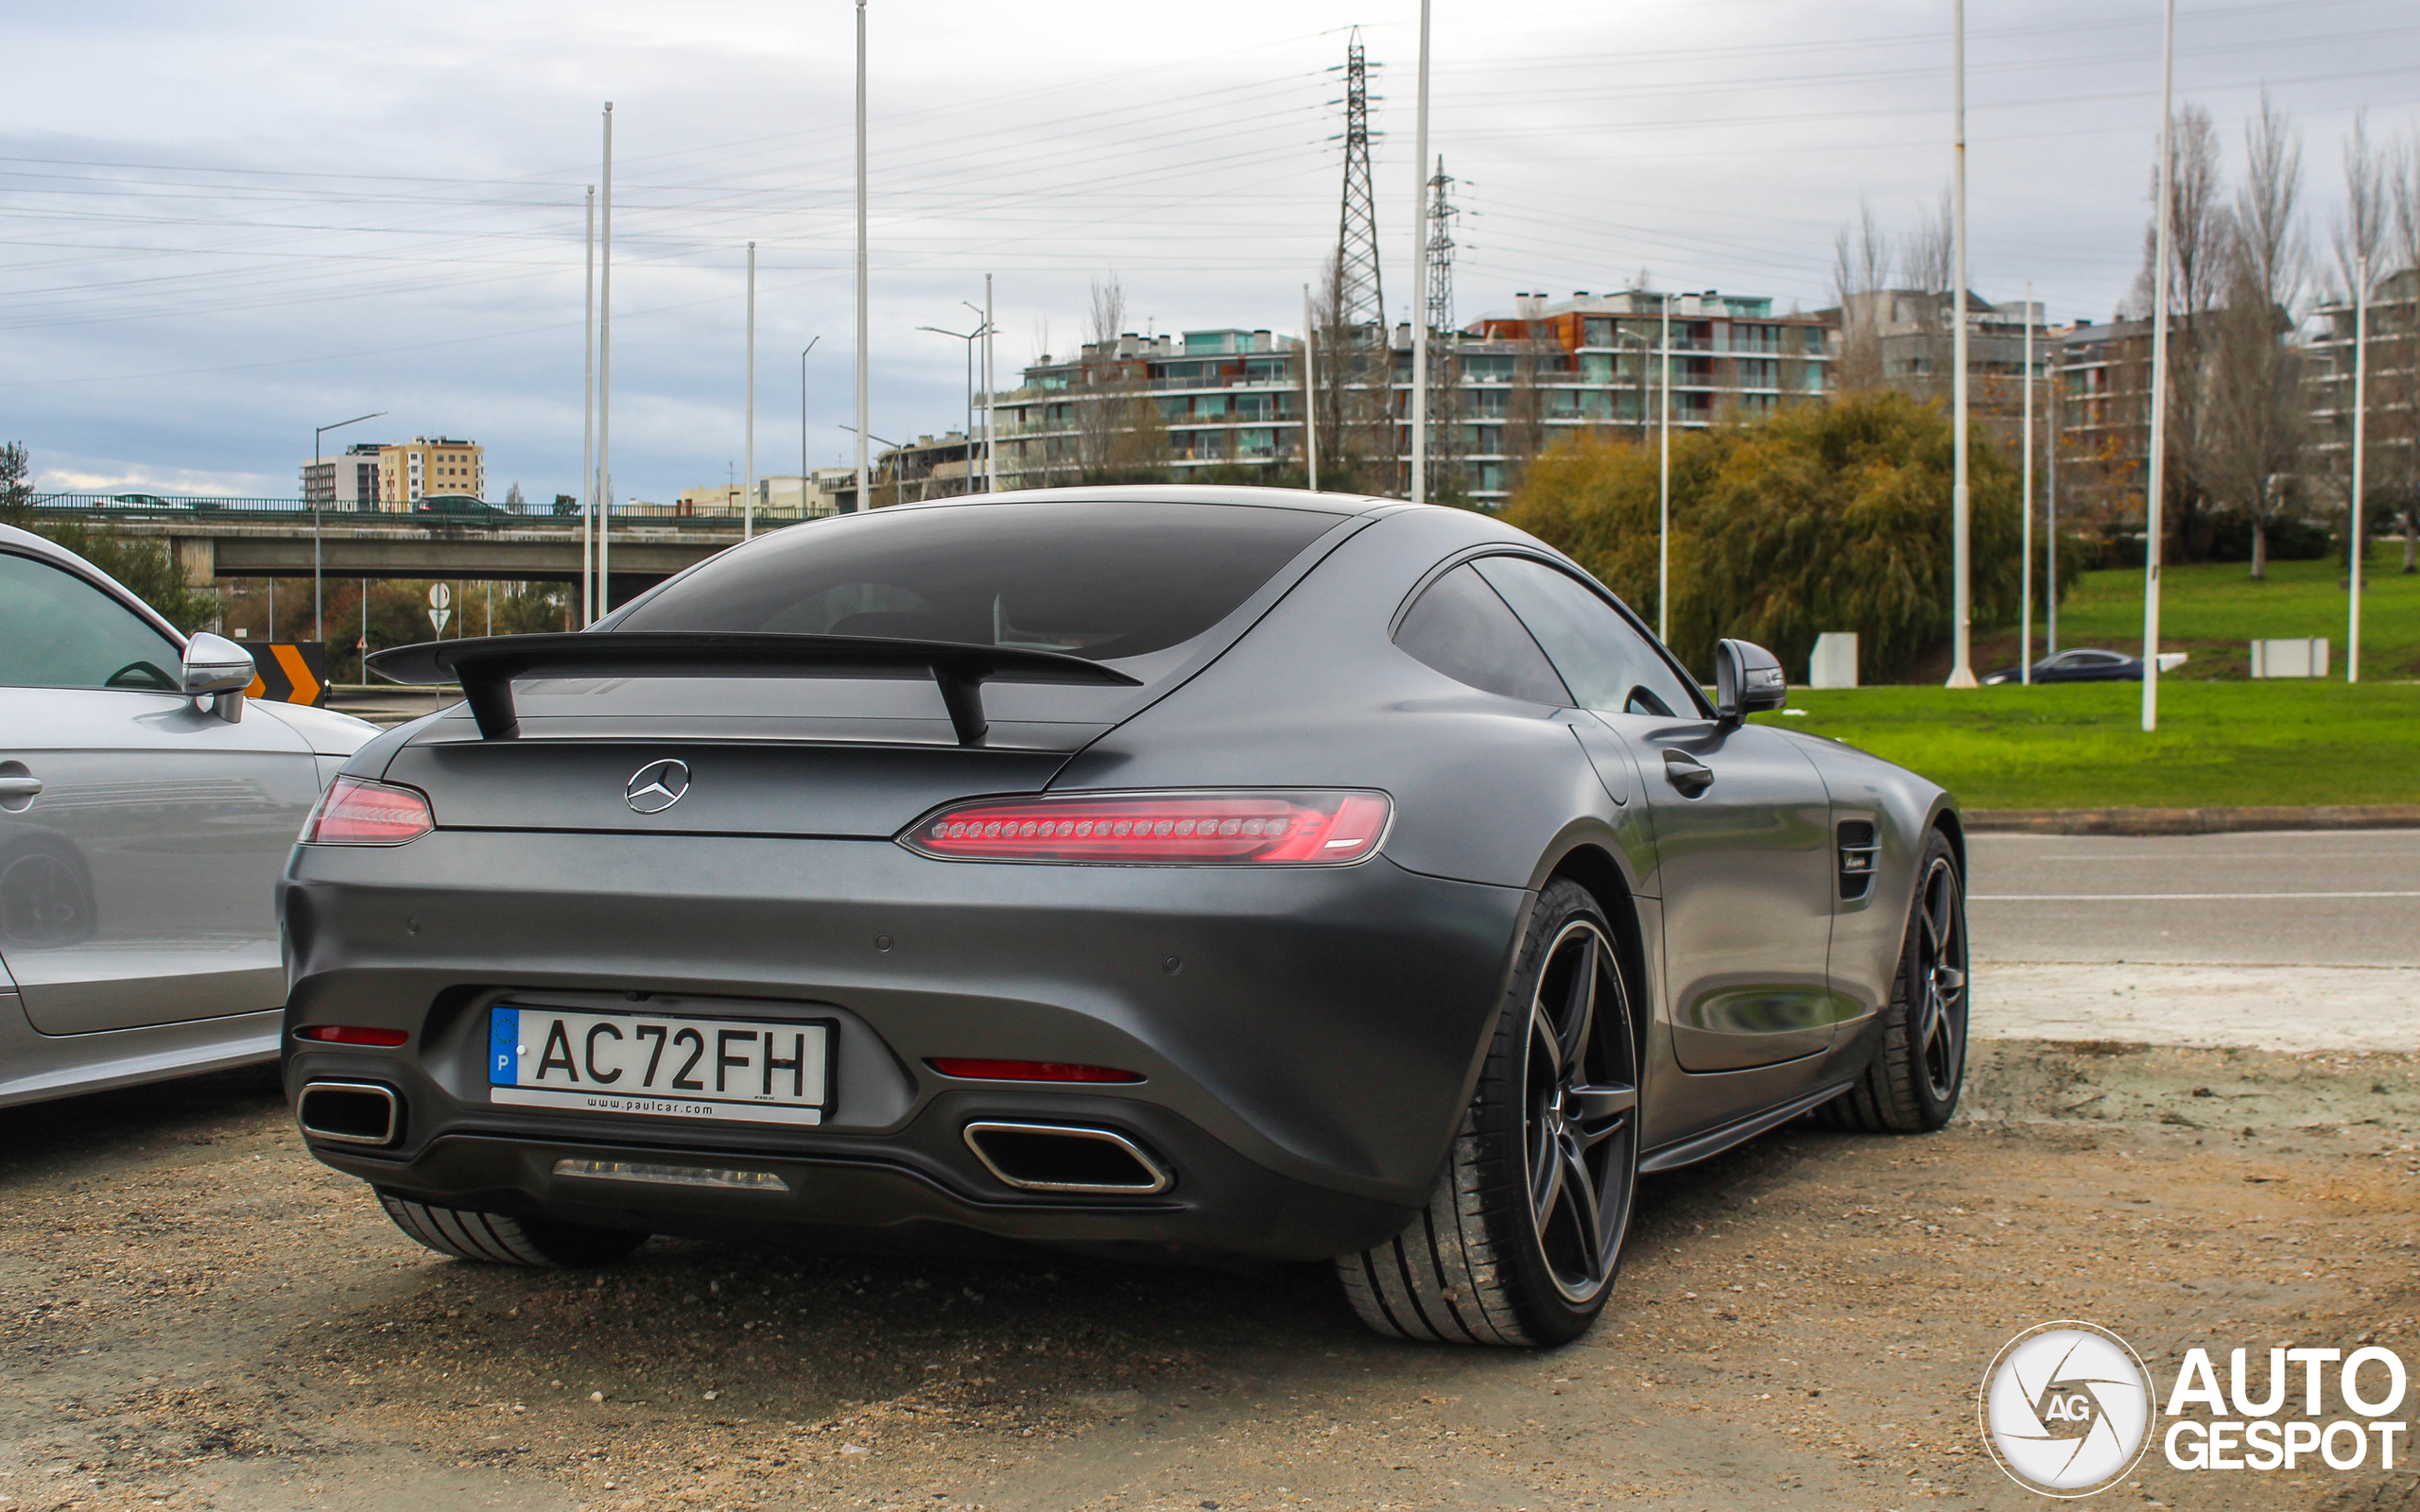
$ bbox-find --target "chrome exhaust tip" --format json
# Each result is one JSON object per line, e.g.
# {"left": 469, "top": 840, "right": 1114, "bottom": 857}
{"left": 297, "top": 1081, "right": 402, "bottom": 1147}
{"left": 962, "top": 1121, "right": 1171, "bottom": 1195}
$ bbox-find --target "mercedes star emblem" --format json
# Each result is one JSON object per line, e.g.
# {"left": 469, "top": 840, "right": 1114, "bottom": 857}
{"left": 624, "top": 758, "right": 691, "bottom": 815}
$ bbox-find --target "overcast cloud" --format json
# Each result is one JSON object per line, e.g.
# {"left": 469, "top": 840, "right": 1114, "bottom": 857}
{"left": 2, "top": 0, "right": 2413, "bottom": 505}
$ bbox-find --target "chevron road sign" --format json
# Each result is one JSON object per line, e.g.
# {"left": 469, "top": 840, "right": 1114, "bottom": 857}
{"left": 244, "top": 641, "right": 330, "bottom": 708}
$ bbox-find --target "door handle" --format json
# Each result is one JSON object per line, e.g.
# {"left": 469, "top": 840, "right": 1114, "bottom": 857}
{"left": 0, "top": 778, "right": 40, "bottom": 798}
{"left": 1663, "top": 750, "right": 1714, "bottom": 794}
{"left": 0, "top": 768, "right": 39, "bottom": 813}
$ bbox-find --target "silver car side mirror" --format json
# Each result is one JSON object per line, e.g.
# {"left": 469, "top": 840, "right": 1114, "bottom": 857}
{"left": 182, "top": 632, "right": 256, "bottom": 721}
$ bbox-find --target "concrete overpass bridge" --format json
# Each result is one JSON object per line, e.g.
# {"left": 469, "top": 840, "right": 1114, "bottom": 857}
{"left": 29, "top": 494, "right": 771, "bottom": 598}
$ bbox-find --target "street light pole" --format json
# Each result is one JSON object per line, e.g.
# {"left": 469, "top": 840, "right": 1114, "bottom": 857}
{"left": 800, "top": 336, "right": 821, "bottom": 514}
{"left": 983, "top": 274, "right": 996, "bottom": 492}
{"left": 1303, "top": 284, "right": 1319, "bottom": 491}
{"left": 2142, "top": 0, "right": 2176, "bottom": 732}
{"left": 921, "top": 322, "right": 992, "bottom": 495}
{"left": 2020, "top": 280, "right": 2033, "bottom": 685}
{"left": 312, "top": 409, "right": 386, "bottom": 644}
{"left": 961, "top": 297, "right": 999, "bottom": 493}
{"left": 854, "top": 0, "right": 870, "bottom": 514}
{"left": 1946, "top": 0, "right": 1977, "bottom": 689}
{"left": 1408, "top": 0, "right": 1432, "bottom": 504}
{"left": 745, "top": 240, "right": 756, "bottom": 541}
{"left": 2351, "top": 258, "right": 2370, "bottom": 682}
{"left": 598, "top": 101, "right": 615, "bottom": 613}
{"left": 581, "top": 183, "right": 596, "bottom": 627}
{"left": 1658, "top": 285, "right": 1671, "bottom": 645}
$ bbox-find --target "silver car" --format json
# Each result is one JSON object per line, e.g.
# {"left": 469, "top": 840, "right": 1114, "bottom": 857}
{"left": 0, "top": 522, "right": 376, "bottom": 1106}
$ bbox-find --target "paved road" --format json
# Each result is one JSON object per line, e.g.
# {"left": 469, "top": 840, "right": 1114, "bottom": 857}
{"left": 1968, "top": 830, "right": 2420, "bottom": 1049}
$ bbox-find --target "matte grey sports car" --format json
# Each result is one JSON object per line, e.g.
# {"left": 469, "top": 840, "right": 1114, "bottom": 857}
{"left": 282, "top": 486, "right": 1968, "bottom": 1347}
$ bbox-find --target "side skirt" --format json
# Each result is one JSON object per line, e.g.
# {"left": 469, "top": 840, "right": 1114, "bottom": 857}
{"left": 1637, "top": 1078, "right": 1853, "bottom": 1174}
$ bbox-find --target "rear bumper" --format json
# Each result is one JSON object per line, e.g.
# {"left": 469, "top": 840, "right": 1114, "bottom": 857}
{"left": 280, "top": 830, "right": 1530, "bottom": 1261}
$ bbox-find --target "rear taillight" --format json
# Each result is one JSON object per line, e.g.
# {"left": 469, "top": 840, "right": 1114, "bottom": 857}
{"left": 301, "top": 776, "right": 435, "bottom": 846}
{"left": 296, "top": 1024, "right": 410, "bottom": 1047}
{"left": 901, "top": 790, "right": 1391, "bottom": 866}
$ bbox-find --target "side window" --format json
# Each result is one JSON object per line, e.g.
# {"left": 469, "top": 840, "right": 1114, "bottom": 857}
{"left": 0, "top": 552, "right": 182, "bottom": 692}
{"left": 1393, "top": 564, "right": 1571, "bottom": 706}
{"left": 1470, "top": 556, "right": 1701, "bottom": 718}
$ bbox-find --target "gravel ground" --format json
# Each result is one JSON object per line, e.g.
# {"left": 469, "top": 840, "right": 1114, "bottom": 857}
{"left": 7, "top": 1046, "right": 2420, "bottom": 1512}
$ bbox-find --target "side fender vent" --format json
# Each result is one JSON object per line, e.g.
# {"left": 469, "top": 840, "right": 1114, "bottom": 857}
{"left": 1836, "top": 821, "right": 1879, "bottom": 901}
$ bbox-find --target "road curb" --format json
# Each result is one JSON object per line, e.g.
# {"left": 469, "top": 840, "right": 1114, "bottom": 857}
{"left": 1966, "top": 804, "right": 2420, "bottom": 835}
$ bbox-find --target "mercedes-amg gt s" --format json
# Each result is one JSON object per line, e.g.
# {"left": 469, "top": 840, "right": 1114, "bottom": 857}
{"left": 281, "top": 487, "right": 1968, "bottom": 1347}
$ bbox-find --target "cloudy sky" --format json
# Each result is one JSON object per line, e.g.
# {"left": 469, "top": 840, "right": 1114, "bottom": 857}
{"left": 3, "top": 0, "right": 2413, "bottom": 505}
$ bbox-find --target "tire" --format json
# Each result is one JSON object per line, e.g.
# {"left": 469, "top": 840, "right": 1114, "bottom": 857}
{"left": 1822, "top": 829, "right": 1968, "bottom": 1133}
{"left": 377, "top": 1191, "right": 648, "bottom": 1268}
{"left": 1338, "top": 880, "right": 1641, "bottom": 1347}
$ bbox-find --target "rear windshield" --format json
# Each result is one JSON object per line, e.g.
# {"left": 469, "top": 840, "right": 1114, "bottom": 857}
{"left": 616, "top": 500, "right": 1341, "bottom": 662}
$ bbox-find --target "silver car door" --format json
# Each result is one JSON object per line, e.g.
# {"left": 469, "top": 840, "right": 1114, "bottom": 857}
{"left": 0, "top": 551, "right": 320, "bottom": 1034}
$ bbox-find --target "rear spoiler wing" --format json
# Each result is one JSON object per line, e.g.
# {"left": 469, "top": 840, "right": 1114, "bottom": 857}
{"left": 366, "top": 632, "right": 1141, "bottom": 745}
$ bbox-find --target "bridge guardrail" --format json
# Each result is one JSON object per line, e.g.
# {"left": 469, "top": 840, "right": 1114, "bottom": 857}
{"left": 26, "top": 494, "right": 769, "bottom": 530}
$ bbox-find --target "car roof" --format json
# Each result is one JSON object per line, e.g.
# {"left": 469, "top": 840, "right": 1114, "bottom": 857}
{"left": 864, "top": 483, "right": 1399, "bottom": 519}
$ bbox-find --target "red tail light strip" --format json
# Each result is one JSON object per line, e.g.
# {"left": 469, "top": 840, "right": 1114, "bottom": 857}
{"left": 301, "top": 776, "right": 435, "bottom": 846}
{"left": 901, "top": 791, "right": 1391, "bottom": 866}
{"left": 297, "top": 1024, "right": 410, "bottom": 1047}
{"left": 926, "top": 1058, "right": 1144, "bottom": 1084}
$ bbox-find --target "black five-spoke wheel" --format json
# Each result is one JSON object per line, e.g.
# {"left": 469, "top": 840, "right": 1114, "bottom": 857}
{"left": 1523, "top": 919, "right": 1639, "bottom": 1307}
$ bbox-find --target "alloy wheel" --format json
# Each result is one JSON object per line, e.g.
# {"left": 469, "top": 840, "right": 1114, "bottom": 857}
{"left": 1913, "top": 855, "right": 1967, "bottom": 1103}
{"left": 1522, "top": 919, "right": 1639, "bottom": 1306}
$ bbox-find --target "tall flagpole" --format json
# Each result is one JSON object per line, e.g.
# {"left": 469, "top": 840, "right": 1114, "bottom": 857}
{"left": 1658, "top": 285, "right": 1671, "bottom": 644}
{"left": 983, "top": 272, "right": 997, "bottom": 492}
{"left": 2142, "top": 0, "right": 2176, "bottom": 732}
{"left": 744, "top": 241, "right": 756, "bottom": 541}
{"left": 580, "top": 183, "right": 596, "bottom": 627}
{"left": 853, "top": 0, "right": 871, "bottom": 513}
{"left": 2350, "top": 260, "right": 2369, "bottom": 682}
{"left": 1303, "top": 284, "right": 1320, "bottom": 491}
{"left": 597, "top": 102, "right": 615, "bottom": 617}
{"left": 1408, "top": 0, "right": 1431, "bottom": 504}
{"left": 1946, "top": 0, "right": 1977, "bottom": 688}
{"left": 2020, "top": 280, "right": 2034, "bottom": 684}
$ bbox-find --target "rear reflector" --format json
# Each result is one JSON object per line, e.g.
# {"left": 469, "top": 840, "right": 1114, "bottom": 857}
{"left": 296, "top": 1024, "right": 410, "bottom": 1047}
{"left": 902, "top": 790, "right": 1392, "bottom": 866}
{"left": 301, "top": 776, "right": 435, "bottom": 846}
{"left": 553, "top": 1158, "right": 789, "bottom": 1193}
{"left": 927, "top": 1057, "right": 1144, "bottom": 1084}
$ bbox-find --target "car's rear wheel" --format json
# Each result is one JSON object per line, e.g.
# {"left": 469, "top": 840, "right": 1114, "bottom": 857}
{"left": 378, "top": 1191, "right": 648, "bottom": 1268}
{"left": 1338, "top": 880, "right": 1640, "bottom": 1347}
{"left": 1821, "top": 829, "right": 1968, "bottom": 1132}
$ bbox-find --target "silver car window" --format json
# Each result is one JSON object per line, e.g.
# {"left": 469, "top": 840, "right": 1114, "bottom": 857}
{"left": 1471, "top": 556, "right": 1699, "bottom": 718}
{"left": 0, "top": 551, "right": 182, "bottom": 692}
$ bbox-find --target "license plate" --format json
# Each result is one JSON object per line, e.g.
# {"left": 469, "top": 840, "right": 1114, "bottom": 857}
{"left": 488, "top": 1005, "right": 832, "bottom": 1126}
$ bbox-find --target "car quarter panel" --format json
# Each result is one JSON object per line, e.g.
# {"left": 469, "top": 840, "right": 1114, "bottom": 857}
{"left": 1787, "top": 730, "right": 1955, "bottom": 1022}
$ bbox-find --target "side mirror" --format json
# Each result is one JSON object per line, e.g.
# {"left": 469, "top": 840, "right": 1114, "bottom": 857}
{"left": 1714, "top": 638, "right": 1788, "bottom": 729}
{"left": 182, "top": 632, "right": 256, "bottom": 721}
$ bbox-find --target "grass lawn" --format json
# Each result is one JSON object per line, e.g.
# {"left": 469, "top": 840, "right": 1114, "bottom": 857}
{"left": 1754, "top": 679, "right": 2420, "bottom": 810}
{"left": 1949, "top": 541, "right": 2420, "bottom": 683}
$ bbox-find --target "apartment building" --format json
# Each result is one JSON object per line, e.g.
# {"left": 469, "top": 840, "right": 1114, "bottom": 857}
{"left": 983, "top": 291, "right": 1835, "bottom": 507}
{"left": 375, "top": 437, "right": 485, "bottom": 507}
{"left": 299, "top": 441, "right": 387, "bottom": 508}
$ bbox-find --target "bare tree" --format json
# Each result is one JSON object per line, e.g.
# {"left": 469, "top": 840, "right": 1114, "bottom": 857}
{"left": 2134, "top": 103, "right": 2233, "bottom": 560}
{"left": 1831, "top": 200, "right": 1889, "bottom": 390}
{"left": 1070, "top": 276, "right": 1169, "bottom": 483}
{"left": 2377, "top": 129, "right": 2420, "bottom": 572}
{"left": 1898, "top": 188, "right": 1955, "bottom": 306}
{"left": 2204, "top": 95, "right": 2308, "bottom": 577}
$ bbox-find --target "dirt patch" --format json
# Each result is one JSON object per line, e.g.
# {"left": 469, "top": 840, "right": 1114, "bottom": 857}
{"left": 7, "top": 1046, "right": 2420, "bottom": 1511}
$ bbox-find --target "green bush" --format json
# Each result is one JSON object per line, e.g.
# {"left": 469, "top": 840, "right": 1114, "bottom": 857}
{"left": 1504, "top": 391, "right": 2064, "bottom": 682}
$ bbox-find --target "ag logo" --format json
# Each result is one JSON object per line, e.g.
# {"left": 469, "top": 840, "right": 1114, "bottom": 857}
{"left": 1979, "top": 1321, "right": 2155, "bottom": 1497}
